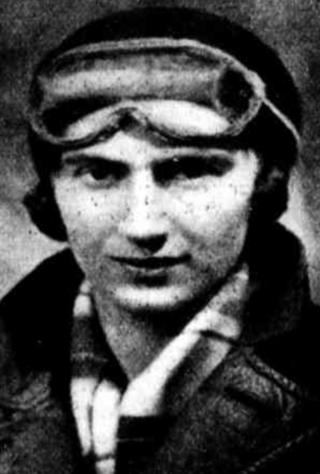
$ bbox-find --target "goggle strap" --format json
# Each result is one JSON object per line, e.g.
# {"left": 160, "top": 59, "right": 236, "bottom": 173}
{"left": 263, "top": 98, "right": 301, "bottom": 149}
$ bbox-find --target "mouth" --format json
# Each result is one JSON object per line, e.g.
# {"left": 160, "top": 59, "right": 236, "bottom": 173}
{"left": 112, "top": 256, "right": 188, "bottom": 270}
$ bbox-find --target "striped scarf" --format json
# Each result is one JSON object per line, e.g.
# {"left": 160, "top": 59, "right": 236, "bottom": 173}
{"left": 71, "top": 265, "right": 249, "bottom": 474}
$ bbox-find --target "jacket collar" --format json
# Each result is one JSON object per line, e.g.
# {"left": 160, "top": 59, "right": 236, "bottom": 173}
{"left": 241, "top": 223, "right": 310, "bottom": 344}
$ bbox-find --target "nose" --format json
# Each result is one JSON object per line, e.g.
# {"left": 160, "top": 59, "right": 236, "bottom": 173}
{"left": 119, "top": 171, "right": 168, "bottom": 253}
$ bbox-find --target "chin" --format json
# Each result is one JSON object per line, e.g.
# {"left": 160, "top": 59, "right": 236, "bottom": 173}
{"left": 113, "top": 285, "right": 193, "bottom": 315}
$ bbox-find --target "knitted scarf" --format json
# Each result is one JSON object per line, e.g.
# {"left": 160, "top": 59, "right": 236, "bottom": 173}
{"left": 70, "top": 265, "right": 250, "bottom": 474}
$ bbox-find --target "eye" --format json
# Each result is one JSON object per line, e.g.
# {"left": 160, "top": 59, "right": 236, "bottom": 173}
{"left": 154, "top": 154, "right": 233, "bottom": 186}
{"left": 62, "top": 156, "right": 128, "bottom": 188}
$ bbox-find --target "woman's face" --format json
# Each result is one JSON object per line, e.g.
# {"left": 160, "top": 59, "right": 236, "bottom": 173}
{"left": 52, "top": 123, "right": 259, "bottom": 320}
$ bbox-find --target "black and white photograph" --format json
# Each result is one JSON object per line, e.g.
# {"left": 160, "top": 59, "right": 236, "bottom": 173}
{"left": 0, "top": 1, "right": 320, "bottom": 473}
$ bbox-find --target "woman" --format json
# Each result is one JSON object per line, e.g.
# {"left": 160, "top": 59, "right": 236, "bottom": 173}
{"left": 0, "top": 7, "right": 319, "bottom": 474}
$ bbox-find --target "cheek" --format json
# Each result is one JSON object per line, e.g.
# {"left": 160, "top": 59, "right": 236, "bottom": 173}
{"left": 204, "top": 188, "right": 252, "bottom": 246}
{"left": 173, "top": 179, "right": 254, "bottom": 248}
{"left": 180, "top": 183, "right": 254, "bottom": 281}
{"left": 53, "top": 181, "right": 117, "bottom": 268}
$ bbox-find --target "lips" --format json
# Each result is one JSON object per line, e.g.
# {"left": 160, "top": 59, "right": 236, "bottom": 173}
{"left": 112, "top": 256, "right": 188, "bottom": 269}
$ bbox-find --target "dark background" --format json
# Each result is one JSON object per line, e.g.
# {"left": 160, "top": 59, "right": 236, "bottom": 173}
{"left": 1, "top": 0, "right": 320, "bottom": 300}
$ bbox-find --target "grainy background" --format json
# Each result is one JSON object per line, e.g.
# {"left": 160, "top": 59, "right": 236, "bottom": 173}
{"left": 1, "top": 0, "right": 320, "bottom": 300}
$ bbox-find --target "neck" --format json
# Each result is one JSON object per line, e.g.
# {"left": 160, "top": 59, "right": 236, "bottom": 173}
{"left": 93, "top": 295, "right": 174, "bottom": 380}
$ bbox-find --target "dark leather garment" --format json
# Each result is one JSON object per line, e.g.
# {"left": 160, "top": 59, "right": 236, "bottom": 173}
{"left": 0, "top": 224, "right": 319, "bottom": 474}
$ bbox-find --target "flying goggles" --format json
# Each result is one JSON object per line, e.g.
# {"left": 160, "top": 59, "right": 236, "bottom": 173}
{"left": 29, "top": 38, "right": 300, "bottom": 148}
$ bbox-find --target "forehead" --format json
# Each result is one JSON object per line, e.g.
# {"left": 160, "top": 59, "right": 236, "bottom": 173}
{"left": 61, "top": 127, "right": 259, "bottom": 175}
{"left": 63, "top": 128, "right": 217, "bottom": 163}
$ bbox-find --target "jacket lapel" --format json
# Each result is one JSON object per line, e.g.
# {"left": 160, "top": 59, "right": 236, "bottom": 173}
{"left": 119, "top": 347, "right": 317, "bottom": 474}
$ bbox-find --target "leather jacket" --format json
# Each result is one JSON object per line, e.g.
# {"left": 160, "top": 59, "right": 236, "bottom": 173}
{"left": 0, "top": 224, "right": 319, "bottom": 474}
